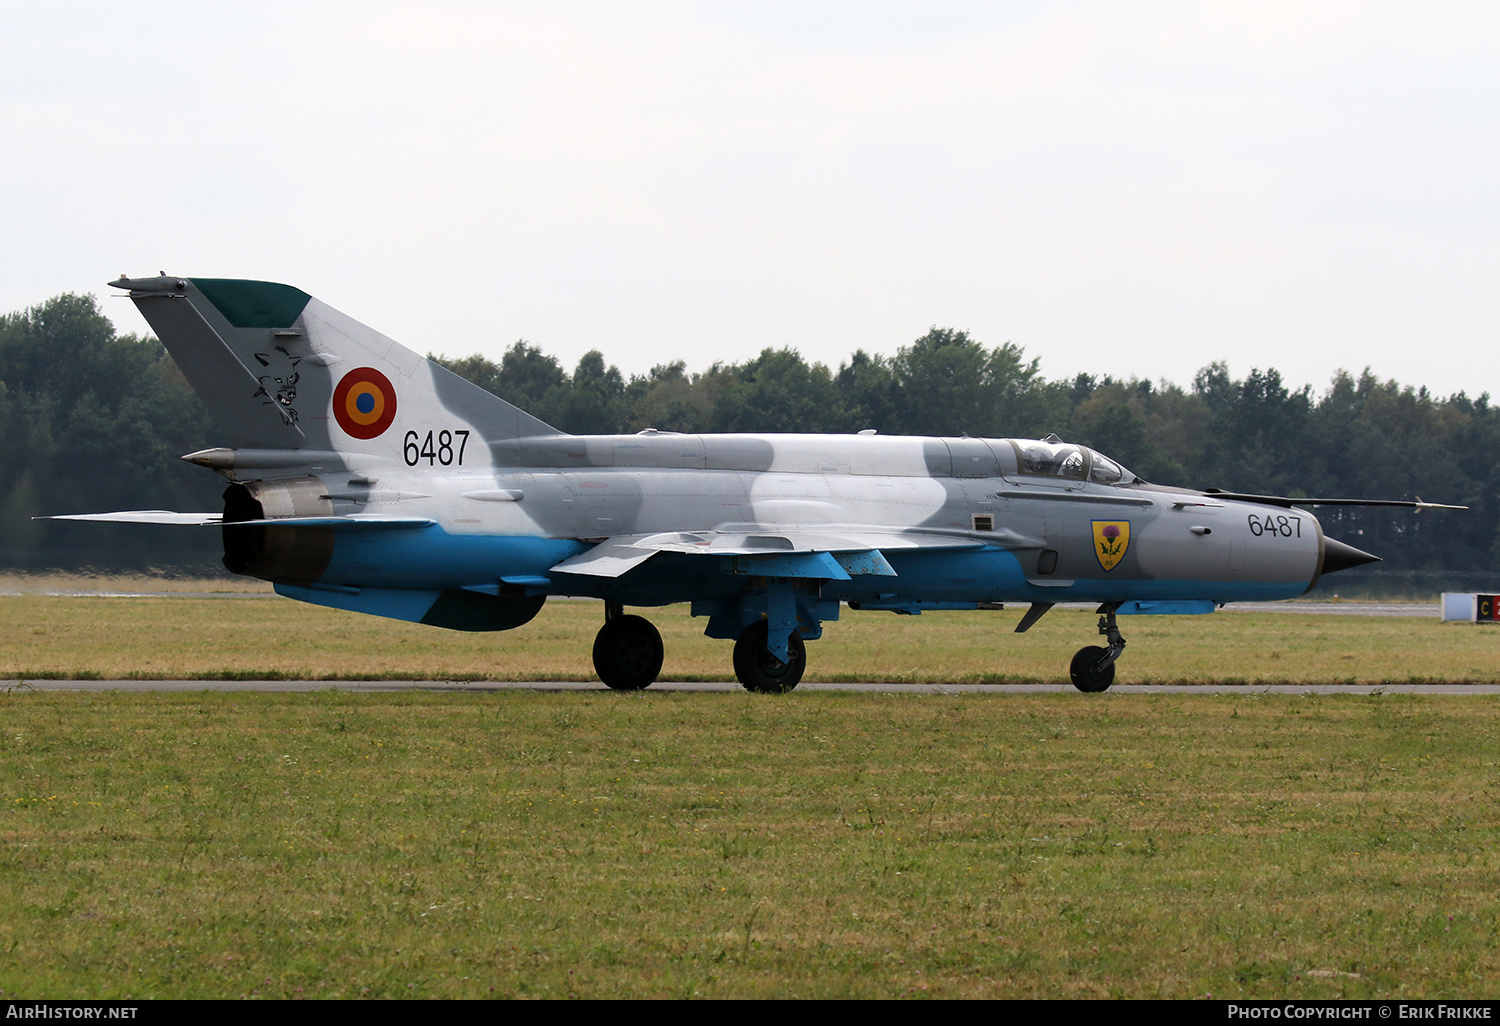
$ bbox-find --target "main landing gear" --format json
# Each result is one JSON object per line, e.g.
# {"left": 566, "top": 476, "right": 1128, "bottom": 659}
{"left": 591, "top": 604, "right": 808, "bottom": 693}
{"left": 732, "top": 621, "right": 805, "bottom": 693}
{"left": 1069, "top": 605, "right": 1126, "bottom": 693}
{"left": 592, "top": 602, "right": 664, "bottom": 691}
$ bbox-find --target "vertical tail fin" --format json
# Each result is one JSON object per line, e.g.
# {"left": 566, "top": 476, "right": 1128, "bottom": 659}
{"left": 112, "top": 275, "right": 562, "bottom": 464}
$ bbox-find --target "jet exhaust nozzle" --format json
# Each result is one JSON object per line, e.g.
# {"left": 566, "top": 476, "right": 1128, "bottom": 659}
{"left": 1322, "top": 536, "right": 1381, "bottom": 575}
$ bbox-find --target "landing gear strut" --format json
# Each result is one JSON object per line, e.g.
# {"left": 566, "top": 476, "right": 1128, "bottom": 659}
{"left": 1070, "top": 605, "right": 1126, "bottom": 693}
{"left": 592, "top": 601, "right": 663, "bottom": 691}
{"left": 733, "top": 621, "right": 805, "bottom": 693}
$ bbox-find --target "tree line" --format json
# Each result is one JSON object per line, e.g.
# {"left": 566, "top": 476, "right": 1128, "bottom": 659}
{"left": 3, "top": 292, "right": 1495, "bottom": 592}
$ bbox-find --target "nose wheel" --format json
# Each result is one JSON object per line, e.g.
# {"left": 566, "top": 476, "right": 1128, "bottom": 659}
{"left": 1069, "top": 646, "right": 1115, "bottom": 692}
{"left": 1070, "top": 607, "right": 1125, "bottom": 693}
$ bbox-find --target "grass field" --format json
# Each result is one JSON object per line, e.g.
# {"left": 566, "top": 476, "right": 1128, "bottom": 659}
{"left": 2, "top": 593, "right": 1498, "bottom": 999}
{"left": 2, "top": 592, "right": 1497, "bottom": 684}
{"left": 1, "top": 688, "right": 1497, "bottom": 999}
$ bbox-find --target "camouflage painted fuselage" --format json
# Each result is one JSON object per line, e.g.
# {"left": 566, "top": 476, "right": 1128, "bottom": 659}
{"left": 222, "top": 429, "right": 1324, "bottom": 614}
{"left": 98, "top": 275, "right": 1343, "bottom": 676}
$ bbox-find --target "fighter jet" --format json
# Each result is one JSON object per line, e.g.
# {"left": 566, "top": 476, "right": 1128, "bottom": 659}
{"left": 51, "top": 276, "right": 1464, "bottom": 692}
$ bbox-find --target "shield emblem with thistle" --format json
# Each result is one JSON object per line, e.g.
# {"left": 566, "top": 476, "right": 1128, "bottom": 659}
{"left": 1092, "top": 520, "right": 1131, "bottom": 572}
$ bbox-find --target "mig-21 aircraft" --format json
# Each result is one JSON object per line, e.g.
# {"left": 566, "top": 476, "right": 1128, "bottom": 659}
{"left": 50, "top": 275, "right": 1464, "bottom": 692}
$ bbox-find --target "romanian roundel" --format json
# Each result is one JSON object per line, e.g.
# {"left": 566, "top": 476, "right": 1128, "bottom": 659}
{"left": 332, "top": 367, "right": 397, "bottom": 439}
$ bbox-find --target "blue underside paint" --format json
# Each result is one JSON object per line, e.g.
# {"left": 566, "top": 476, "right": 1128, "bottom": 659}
{"left": 291, "top": 528, "right": 1311, "bottom": 612}
{"left": 318, "top": 528, "right": 587, "bottom": 589}
{"left": 278, "top": 582, "right": 444, "bottom": 622}
{"left": 829, "top": 547, "right": 1305, "bottom": 607}
{"left": 723, "top": 550, "right": 851, "bottom": 580}
{"left": 1115, "top": 600, "right": 1218, "bottom": 615}
{"left": 276, "top": 581, "right": 548, "bottom": 631}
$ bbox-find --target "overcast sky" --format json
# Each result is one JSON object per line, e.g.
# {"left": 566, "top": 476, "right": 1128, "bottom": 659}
{"left": 3, "top": 1, "right": 1496, "bottom": 401}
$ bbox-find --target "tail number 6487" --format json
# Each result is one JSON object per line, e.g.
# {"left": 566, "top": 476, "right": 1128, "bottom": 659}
{"left": 1247, "top": 512, "right": 1301, "bottom": 538}
{"left": 404, "top": 429, "right": 470, "bottom": 466}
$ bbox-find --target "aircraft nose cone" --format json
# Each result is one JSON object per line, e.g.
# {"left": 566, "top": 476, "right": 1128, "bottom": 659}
{"left": 1322, "top": 536, "right": 1381, "bottom": 575}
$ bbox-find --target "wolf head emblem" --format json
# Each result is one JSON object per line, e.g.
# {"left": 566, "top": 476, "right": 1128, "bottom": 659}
{"left": 252, "top": 344, "right": 302, "bottom": 425}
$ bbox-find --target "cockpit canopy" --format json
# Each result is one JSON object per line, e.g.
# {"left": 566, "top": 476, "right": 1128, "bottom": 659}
{"left": 1009, "top": 438, "right": 1138, "bottom": 486}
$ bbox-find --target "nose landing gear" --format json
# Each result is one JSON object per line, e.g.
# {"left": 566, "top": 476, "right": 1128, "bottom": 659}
{"left": 1070, "top": 605, "right": 1126, "bottom": 693}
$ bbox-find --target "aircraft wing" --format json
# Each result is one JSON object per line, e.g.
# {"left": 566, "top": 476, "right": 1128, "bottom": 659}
{"left": 40, "top": 512, "right": 436, "bottom": 529}
{"left": 550, "top": 524, "right": 1029, "bottom": 579}
{"left": 41, "top": 511, "right": 226, "bottom": 525}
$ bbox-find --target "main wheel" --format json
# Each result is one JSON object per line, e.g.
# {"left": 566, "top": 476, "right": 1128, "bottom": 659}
{"left": 593, "top": 615, "right": 664, "bottom": 691}
{"left": 733, "top": 621, "right": 806, "bottom": 693}
{"left": 1069, "top": 645, "right": 1115, "bottom": 693}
